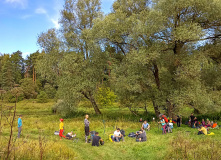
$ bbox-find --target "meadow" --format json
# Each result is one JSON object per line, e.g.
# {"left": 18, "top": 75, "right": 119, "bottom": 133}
{"left": 0, "top": 100, "right": 220, "bottom": 160}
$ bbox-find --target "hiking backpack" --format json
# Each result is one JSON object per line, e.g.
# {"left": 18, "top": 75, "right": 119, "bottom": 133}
{"left": 162, "top": 115, "right": 168, "bottom": 123}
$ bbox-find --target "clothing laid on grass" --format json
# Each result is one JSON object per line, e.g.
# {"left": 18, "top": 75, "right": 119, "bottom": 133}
{"left": 18, "top": 118, "right": 22, "bottom": 138}
{"left": 92, "top": 135, "right": 101, "bottom": 146}
{"left": 66, "top": 133, "right": 73, "bottom": 139}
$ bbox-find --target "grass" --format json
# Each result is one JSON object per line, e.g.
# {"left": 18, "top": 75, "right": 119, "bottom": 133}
{"left": 0, "top": 100, "right": 221, "bottom": 160}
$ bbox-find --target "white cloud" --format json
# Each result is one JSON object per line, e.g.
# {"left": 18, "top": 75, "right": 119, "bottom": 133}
{"left": 50, "top": 18, "right": 60, "bottom": 29}
{"left": 35, "top": 7, "right": 47, "bottom": 15}
{"left": 5, "top": 0, "right": 28, "bottom": 9}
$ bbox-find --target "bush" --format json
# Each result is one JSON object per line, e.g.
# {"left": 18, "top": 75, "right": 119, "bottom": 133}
{"left": 37, "top": 91, "right": 48, "bottom": 103}
{"left": 3, "top": 88, "right": 24, "bottom": 103}
{"left": 96, "top": 86, "right": 117, "bottom": 107}
{"left": 44, "top": 83, "right": 56, "bottom": 99}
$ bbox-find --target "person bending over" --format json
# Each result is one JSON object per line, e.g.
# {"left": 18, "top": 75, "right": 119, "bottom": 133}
{"left": 142, "top": 120, "right": 150, "bottom": 131}
{"left": 113, "top": 128, "right": 125, "bottom": 142}
{"left": 198, "top": 125, "right": 207, "bottom": 135}
{"left": 92, "top": 132, "right": 103, "bottom": 147}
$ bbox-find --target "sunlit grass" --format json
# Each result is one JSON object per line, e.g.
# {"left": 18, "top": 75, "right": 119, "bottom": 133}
{"left": 0, "top": 101, "right": 220, "bottom": 160}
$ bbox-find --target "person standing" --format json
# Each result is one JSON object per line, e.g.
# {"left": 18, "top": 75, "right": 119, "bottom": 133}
{"left": 17, "top": 115, "right": 22, "bottom": 138}
{"left": 190, "top": 113, "right": 195, "bottom": 128}
{"left": 59, "top": 119, "right": 66, "bottom": 140}
{"left": 158, "top": 117, "right": 166, "bottom": 134}
{"left": 177, "top": 115, "right": 181, "bottom": 127}
{"left": 84, "top": 114, "right": 90, "bottom": 143}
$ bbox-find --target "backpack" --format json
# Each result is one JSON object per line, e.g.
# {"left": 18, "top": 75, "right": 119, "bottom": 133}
{"left": 162, "top": 115, "right": 168, "bottom": 123}
{"left": 128, "top": 132, "right": 136, "bottom": 138}
{"left": 120, "top": 129, "right": 126, "bottom": 137}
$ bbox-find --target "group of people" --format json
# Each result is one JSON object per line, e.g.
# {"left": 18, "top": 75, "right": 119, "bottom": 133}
{"left": 158, "top": 115, "right": 174, "bottom": 134}
{"left": 17, "top": 113, "right": 218, "bottom": 145}
{"left": 189, "top": 113, "right": 219, "bottom": 135}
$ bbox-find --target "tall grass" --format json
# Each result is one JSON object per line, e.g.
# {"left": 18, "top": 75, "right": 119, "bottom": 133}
{"left": 0, "top": 101, "right": 220, "bottom": 160}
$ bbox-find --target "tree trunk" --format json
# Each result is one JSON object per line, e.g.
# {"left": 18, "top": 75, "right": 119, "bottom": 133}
{"left": 152, "top": 62, "right": 160, "bottom": 90}
{"left": 127, "top": 106, "right": 138, "bottom": 116}
{"left": 33, "top": 66, "right": 34, "bottom": 83}
{"left": 89, "top": 94, "right": 101, "bottom": 115}
{"left": 167, "top": 103, "right": 173, "bottom": 119}
{"left": 152, "top": 100, "right": 160, "bottom": 118}
{"left": 144, "top": 102, "right": 148, "bottom": 115}
{"left": 82, "top": 91, "right": 101, "bottom": 114}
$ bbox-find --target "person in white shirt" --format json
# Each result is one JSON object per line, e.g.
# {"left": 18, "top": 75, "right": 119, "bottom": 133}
{"left": 113, "top": 128, "right": 125, "bottom": 142}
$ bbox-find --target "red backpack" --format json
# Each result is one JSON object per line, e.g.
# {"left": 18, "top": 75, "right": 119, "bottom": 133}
{"left": 162, "top": 115, "right": 168, "bottom": 123}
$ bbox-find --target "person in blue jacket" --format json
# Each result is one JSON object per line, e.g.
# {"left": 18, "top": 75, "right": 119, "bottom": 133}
{"left": 18, "top": 115, "right": 22, "bottom": 138}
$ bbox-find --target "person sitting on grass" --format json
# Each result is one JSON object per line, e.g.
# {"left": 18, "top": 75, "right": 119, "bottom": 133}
{"left": 201, "top": 119, "right": 206, "bottom": 127}
{"left": 212, "top": 122, "right": 218, "bottom": 129}
{"left": 136, "top": 130, "right": 147, "bottom": 142}
{"left": 194, "top": 120, "right": 200, "bottom": 128}
{"left": 59, "top": 119, "right": 66, "bottom": 140}
{"left": 158, "top": 117, "right": 166, "bottom": 134}
{"left": 92, "top": 132, "right": 104, "bottom": 147}
{"left": 142, "top": 120, "right": 150, "bottom": 131}
{"left": 198, "top": 125, "right": 207, "bottom": 135}
{"left": 113, "top": 128, "right": 125, "bottom": 142}
{"left": 65, "top": 131, "right": 75, "bottom": 140}
{"left": 206, "top": 119, "right": 211, "bottom": 127}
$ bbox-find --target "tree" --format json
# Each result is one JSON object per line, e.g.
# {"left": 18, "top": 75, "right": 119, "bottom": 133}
{"left": 37, "top": 0, "right": 105, "bottom": 114}
{"left": 93, "top": 0, "right": 221, "bottom": 117}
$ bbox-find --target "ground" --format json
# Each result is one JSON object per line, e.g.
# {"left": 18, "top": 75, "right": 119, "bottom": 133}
{"left": 0, "top": 100, "right": 220, "bottom": 160}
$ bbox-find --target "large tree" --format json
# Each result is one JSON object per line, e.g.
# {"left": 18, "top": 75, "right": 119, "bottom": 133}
{"left": 37, "top": 0, "right": 105, "bottom": 114}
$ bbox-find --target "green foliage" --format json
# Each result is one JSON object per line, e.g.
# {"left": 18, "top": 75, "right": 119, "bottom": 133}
{"left": 0, "top": 51, "right": 24, "bottom": 90}
{"left": 4, "top": 91, "right": 24, "bottom": 103}
{"left": 43, "top": 83, "right": 56, "bottom": 99}
{"left": 37, "top": 91, "right": 48, "bottom": 103}
{"left": 20, "top": 78, "right": 41, "bottom": 99}
{"left": 96, "top": 86, "right": 117, "bottom": 107}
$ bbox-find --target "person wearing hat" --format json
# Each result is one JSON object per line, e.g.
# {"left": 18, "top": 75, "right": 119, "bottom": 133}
{"left": 59, "top": 119, "right": 66, "bottom": 140}
{"left": 198, "top": 125, "right": 207, "bottom": 135}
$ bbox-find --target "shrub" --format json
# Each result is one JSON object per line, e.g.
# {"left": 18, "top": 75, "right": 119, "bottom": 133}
{"left": 96, "top": 86, "right": 117, "bottom": 107}
{"left": 37, "top": 91, "right": 48, "bottom": 103}
{"left": 44, "top": 83, "right": 56, "bottom": 99}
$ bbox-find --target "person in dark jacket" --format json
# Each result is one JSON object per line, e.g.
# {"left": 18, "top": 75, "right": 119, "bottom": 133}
{"left": 92, "top": 132, "right": 103, "bottom": 146}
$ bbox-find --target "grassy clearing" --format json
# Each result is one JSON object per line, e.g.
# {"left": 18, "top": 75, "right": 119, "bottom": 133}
{"left": 0, "top": 100, "right": 221, "bottom": 160}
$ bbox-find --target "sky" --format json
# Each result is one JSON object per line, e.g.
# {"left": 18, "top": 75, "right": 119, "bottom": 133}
{"left": 0, "top": 0, "right": 114, "bottom": 58}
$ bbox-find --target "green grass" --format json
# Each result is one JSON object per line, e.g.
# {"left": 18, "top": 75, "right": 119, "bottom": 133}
{"left": 0, "top": 100, "right": 221, "bottom": 160}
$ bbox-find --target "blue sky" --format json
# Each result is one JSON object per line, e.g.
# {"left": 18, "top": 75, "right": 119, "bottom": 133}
{"left": 0, "top": 0, "right": 114, "bottom": 58}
